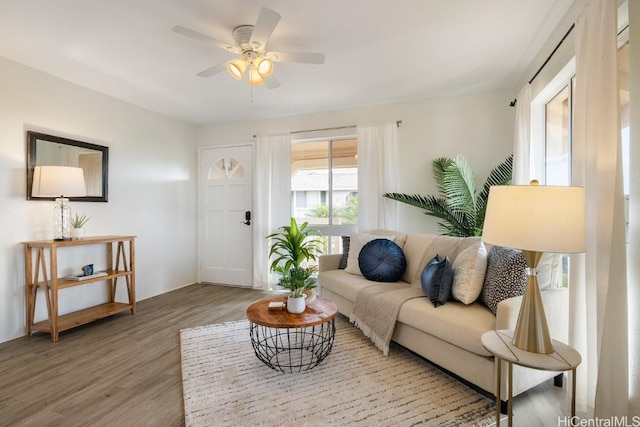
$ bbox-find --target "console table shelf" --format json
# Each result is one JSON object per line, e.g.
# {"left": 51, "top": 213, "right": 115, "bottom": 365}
{"left": 23, "top": 235, "right": 136, "bottom": 342}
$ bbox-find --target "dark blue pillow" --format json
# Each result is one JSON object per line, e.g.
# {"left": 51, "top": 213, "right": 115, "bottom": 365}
{"left": 421, "top": 255, "right": 453, "bottom": 307}
{"left": 358, "top": 239, "right": 406, "bottom": 282}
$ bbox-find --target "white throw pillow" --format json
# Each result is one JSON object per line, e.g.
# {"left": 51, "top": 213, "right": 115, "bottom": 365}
{"left": 345, "top": 232, "right": 395, "bottom": 276}
{"left": 451, "top": 241, "right": 488, "bottom": 304}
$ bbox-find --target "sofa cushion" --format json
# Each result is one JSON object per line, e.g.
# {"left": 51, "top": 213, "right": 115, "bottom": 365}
{"left": 345, "top": 232, "right": 396, "bottom": 276}
{"left": 358, "top": 239, "right": 407, "bottom": 282}
{"left": 403, "top": 234, "right": 478, "bottom": 284}
{"left": 319, "top": 269, "right": 388, "bottom": 302}
{"left": 451, "top": 241, "right": 488, "bottom": 304}
{"left": 397, "top": 297, "right": 495, "bottom": 357}
{"left": 481, "top": 246, "right": 528, "bottom": 314}
{"left": 369, "top": 229, "right": 408, "bottom": 248}
{"left": 420, "top": 255, "right": 453, "bottom": 307}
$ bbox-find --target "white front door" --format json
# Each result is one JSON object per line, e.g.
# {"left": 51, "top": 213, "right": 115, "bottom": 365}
{"left": 199, "top": 145, "right": 253, "bottom": 286}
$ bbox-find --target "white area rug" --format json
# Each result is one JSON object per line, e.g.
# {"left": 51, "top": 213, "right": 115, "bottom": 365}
{"left": 180, "top": 316, "right": 495, "bottom": 427}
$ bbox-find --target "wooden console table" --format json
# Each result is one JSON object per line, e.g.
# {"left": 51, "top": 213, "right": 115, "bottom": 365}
{"left": 23, "top": 235, "right": 136, "bottom": 342}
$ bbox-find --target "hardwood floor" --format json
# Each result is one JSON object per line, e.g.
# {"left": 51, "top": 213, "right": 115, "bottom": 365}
{"left": 0, "top": 284, "right": 569, "bottom": 426}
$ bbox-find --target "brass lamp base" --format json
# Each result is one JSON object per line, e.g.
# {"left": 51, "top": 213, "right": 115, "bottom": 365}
{"left": 512, "top": 250, "right": 554, "bottom": 354}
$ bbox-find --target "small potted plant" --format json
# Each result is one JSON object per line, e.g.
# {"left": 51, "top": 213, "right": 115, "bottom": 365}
{"left": 267, "top": 218, "right": 323, "bottom": 313}
{"left": 70, "top": 213, "right": 90, "bottom": 239}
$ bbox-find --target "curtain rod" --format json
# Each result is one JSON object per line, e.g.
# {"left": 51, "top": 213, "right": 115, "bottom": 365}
{"left": 509, "top": 23, "right": 575, "bottom": 108}
{"left": 528, "top": 23, "right": 575, "bottom": 85}
{"left": 510, "top": 21, "right": 627, "bottom": 107}
{"left": 253, "top": 120, "right": 402, "bottom": 138}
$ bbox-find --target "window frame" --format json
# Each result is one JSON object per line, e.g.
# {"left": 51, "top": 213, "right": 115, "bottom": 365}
{"left": 290, "top": 134, "right": 358, "bottom": 254}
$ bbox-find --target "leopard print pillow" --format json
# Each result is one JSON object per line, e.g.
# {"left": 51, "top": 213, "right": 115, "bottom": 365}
{"left": 339, "top": 236, "right": 350, "bottom": 269}
{"left": 481, "top": 246, "right": 528, "bottom": 314}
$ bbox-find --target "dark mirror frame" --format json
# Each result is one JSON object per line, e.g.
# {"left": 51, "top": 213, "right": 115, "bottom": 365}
{"left": 26, "top": 131, "right": 109, "bottom": 202}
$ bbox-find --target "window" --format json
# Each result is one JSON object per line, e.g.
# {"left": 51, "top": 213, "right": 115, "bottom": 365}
{"left": 535, "top": 13, "right": 630, "bottom": 287}
{"left": 291, "top": 138, "right": 358, "bottom": 255}
{"left": 544, "top": 84, "right": 572, "bottom": 186}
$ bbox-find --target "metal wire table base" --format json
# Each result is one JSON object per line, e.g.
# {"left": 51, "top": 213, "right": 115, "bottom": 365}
{"left": 249, "top": 319, "right": 336, "bottom": 373}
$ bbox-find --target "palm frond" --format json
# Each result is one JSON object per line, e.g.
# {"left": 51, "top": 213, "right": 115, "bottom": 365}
{"left": 432, "top": 157, "right": 454, "bottom": 197}
{"left": 475, "top": 154, "right": 513, "bottom": 232}
{"left": 416, "top": 196, "right": 470, "bottom": 237}
{"left": 384, "top": 154, "right": 512, "bottom": 237}
{"left": 441, "top": 155, "right": 477, "bottom": 218}
{"left": 383, "top": 193, "right": 471, "bottom": 236}
{"left": 383, "top": 193, "right": 435, "bottom": 210}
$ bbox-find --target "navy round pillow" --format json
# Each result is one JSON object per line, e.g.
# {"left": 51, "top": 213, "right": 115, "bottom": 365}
{"left": 358, "top": 239, "right": 407, "bottom": 282}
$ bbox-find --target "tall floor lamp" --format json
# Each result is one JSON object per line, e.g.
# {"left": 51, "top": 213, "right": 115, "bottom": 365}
{"left": 32, "top": 166, "right": 87, "bottom": 241}
{"left": 482, "top": 183, "right": 585, "bottom": 354}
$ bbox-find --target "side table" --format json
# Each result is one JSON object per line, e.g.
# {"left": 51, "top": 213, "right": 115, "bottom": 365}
{"left": 481, "top": 330, "right": 581, "bottom": 427}
{"left": 246, "top": 297, "right": 338, "bottom": 373}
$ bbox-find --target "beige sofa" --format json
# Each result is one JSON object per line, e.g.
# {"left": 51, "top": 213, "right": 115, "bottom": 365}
{"left": 318, "top": 230, "right": 569, "bottom": 402}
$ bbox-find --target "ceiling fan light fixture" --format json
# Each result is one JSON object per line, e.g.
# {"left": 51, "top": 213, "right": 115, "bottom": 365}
{"left": 248, "top": 68, "right": 265, "bottom": 86}
{"left": 256, "top": 57, "right": 274, "bottom": 77}
{"left": 227, "top": 59, "right": 247, "bottom": 80}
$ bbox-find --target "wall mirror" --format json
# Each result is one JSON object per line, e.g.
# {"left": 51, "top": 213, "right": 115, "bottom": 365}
{"left": 26, "top": 131, "right": 109, "bottom": 202}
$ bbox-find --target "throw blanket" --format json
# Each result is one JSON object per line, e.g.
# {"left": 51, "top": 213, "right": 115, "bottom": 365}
{"left": 350, "top": 282, "right": 424, "bottom": 355}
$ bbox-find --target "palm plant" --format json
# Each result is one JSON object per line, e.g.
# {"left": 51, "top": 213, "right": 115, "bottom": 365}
{"left": 306, "top": 204, "right": 329, "bottom": 218}
{"left": 267, "top": 218, "right": 324, "bottom": 296}
{"left": 383, "top": 154, "right": 512, "bottom": 237}
{"left": 335, "top": 196, "right": 358, "bottom": 225}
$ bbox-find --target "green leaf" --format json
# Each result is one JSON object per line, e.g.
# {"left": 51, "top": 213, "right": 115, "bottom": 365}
{"left": 383, "top": 154, "right": 512, "bottom": 237}
{"left": 266, "top": 218, "right": 324, "bottom": 273}
{"left": 475, "top": 154, "right": 513, "bottom": 232}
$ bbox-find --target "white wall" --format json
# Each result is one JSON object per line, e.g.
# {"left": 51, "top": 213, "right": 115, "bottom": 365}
{"left": 0, "top": 57, "right": 198, "bottom": 343}
{"left": 197, "top": 90, "right": 515, "bottom": 234}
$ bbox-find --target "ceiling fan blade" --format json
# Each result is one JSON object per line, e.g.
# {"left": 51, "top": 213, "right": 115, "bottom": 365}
{"left": 196, "top": 62, "right": 228, "bottom": 78}
{"left": 172, "top": 25, "right": 240, "bottom": 54}
{"left": 249, "top": 7, "right": 281, "bottom": 50}
{"left": 264, "top": 76, "right": 281, "bottom": 90}
{"left": 267, "top": 51, "right": 325, "bottom": 65}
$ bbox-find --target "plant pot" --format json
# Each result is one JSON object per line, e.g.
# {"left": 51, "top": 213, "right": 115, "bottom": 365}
{"left": 71, "top": 227, "right": 85, "bottom": 239}
{"left": 287, "top": 294, "right": 306, "bottom": 314}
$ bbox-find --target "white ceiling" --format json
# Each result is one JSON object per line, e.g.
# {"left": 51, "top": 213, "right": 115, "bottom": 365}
{"left": 0, "top": 0, "right": 575, "bottom": 126}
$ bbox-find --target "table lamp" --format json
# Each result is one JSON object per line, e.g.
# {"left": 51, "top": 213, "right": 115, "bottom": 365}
{"left": 31, "top": 166, "right": 87, "bottom": 241}
{"left": 482, "top": 182, "right": 585, "bottom": 354}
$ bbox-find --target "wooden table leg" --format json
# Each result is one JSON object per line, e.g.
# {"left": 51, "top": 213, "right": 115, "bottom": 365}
{"left": 508, "top": 361, "right": 513, "bottom": 427}
{"left": 496, "top": 357, "right": 502, "bottom": 427}
{"left": 49, "top": 247, "right": 59, "bottom": 343}
{"left": 129, "top": 238, "right": 136, "bottom": 314}
{"left": 24, "top": 244, "right": 32, "bottom": 337}
{"left": 571, "top": 368, "right": 576, "bottom": 417}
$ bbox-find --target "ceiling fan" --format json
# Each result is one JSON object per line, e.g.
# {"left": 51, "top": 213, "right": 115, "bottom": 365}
{"left": 172, "top": 7, "right": 325, "bottom": 89}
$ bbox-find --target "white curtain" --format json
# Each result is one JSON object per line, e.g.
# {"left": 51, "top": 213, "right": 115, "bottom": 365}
{"left": 253, "top": 133, "right": 291, "bottom": 289}
{"left": 571, "top": 0, "right": 629, "bottom": 417}
{"left": 356, "top": 123, "right": 399, "bottom": 231}
{"left": 512, "top": 85, "right": 533, "bottom": 184}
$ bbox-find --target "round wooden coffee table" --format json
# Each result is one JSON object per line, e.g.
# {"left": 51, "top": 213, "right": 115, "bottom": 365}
{"left": 246, "top": 297, "right": 338, "bottom": 373}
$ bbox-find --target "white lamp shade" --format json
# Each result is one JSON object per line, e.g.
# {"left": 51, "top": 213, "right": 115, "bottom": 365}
{"left": 227, "top": 59, "right": 247, "bottom": 80}
{"left": 32, "top": 166, "right": 87, "bottom": 197}
{"left": 482, "top": 185, "right": 586, "bottom": 253}
{"left": 256, "top": 57, "right": 273, "bottom": 77}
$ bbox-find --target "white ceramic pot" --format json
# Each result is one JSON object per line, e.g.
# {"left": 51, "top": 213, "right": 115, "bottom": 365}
{"left": 71, "top": 227, "right": 85, "bottom": 239}
{"left": 287, "top": 295, "right": 306, "bottom": 314}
